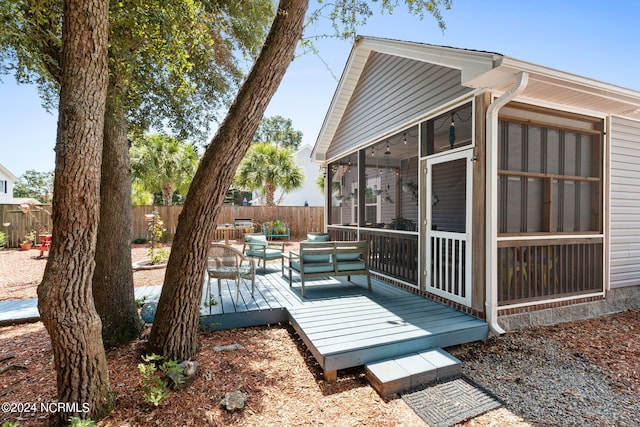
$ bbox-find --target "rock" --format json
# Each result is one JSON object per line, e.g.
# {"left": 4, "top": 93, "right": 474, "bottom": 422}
{"left": 168, "top": 360, "right": 199, "bottom": 390}
{"left": 213, "top": 343, "right": 243, "bottom": 352}
{"left": 221, "top": 390, "right": 246, "bottom": 411}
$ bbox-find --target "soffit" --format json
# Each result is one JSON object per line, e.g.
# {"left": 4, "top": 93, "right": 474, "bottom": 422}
{"left": 467, "top": 57, "right": 640, "bottom": 120}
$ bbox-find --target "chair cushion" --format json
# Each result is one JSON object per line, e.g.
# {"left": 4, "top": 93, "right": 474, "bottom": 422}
{"left": 238, "top": 266, "right": 254, "bottom": 278}
{"left": 302, "top": 254, "right": 332, "bottom": 263}
{"left": 246, "top": 248, "right": 283, "bottom": 260}
{"left": 246, "top": 235, "right": 267, "bottom": 244}
{"left": 336, "top": 261, "right": 366, "bottom": 272}
{"left": 336, "top": 253, "right": 361, "bottom": 262}
{"left": 207, "top": 266, "right": 238, "bottom": 279}
{"left": 291, "top": 261, "right": 334, "bottom": 274}
{"left": 245, "top": 234, "right": 267, "bottom": 250}
{"left": 307, "top": 233, "right": 330, "bottom": 242}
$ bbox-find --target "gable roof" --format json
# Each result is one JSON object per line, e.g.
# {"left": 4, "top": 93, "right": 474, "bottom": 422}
{"left": 0, "top": 163, "right": 19, "bottom": 182}
{"left": 313, "top": 36, "right": 640, "bottom": 160}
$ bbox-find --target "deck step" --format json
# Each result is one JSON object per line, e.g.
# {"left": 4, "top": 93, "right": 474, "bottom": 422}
{"left": 365, "top": 348, "right": 461, "bottom": 397}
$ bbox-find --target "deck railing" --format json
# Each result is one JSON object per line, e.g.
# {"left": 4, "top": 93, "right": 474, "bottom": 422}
{"left": 328, "top": 227, "right": 418, "bottom": 285}
{"left": 497, "top": 237, "right": 603, "bottom": 306}
{"left": 327, "top": 227, "right": 358, "bottom": 242}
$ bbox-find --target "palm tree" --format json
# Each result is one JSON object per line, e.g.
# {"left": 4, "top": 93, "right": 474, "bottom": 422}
{"left": 130, "top": 134, "right": 199, "bottom": 205}
{"left": 234, "top": 142, "right": 304, "bottom": 206}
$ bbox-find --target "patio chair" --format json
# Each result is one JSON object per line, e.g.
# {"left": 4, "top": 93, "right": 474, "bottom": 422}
{"left": 206, "top": 243, "right": 256, "bottom": 306}
{"left": 242, "top": 233, "right": 285, "bottom": 274}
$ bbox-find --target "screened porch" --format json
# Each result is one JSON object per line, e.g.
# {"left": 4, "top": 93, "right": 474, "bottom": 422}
{"left": 496, "top": 104, "right": 605, "bottom": 306}
{"left": 325, "top": 124, "right": 421, "bottom": 286}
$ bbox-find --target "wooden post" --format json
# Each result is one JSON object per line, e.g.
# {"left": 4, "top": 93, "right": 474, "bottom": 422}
{"left": 323, "top": 370, "right": 337, "bottom": 382}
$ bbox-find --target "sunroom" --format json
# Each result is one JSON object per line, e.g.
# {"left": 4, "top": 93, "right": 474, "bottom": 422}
{"left": 313, "top": 36, "right": 640, "bottom": 327}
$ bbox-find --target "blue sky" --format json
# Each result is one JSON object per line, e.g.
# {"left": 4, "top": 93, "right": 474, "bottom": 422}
{"left": 1, "top": 0, "right": 639, "bottom": 178}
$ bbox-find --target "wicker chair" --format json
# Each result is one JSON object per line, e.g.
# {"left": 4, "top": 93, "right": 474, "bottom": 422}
{"left": 206, "top": 243, "right": 256, "bottom": 305}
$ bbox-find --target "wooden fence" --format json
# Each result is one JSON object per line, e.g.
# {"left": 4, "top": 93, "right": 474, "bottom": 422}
{"left": 0, "top": 204, "right": 324, "bottom": 247}
{"left": 0, "top": 204, "right": 53, "bottom": 247}
{"left": 132, "top": 206, "right": 324, "bottom": 242}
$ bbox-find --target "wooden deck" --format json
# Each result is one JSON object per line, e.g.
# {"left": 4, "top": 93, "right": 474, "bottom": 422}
{"left": 184, "top": 265, "right": 489, "bottom": 379}
{"left": 1, "top": 264, "right": 488, "bottom": 380}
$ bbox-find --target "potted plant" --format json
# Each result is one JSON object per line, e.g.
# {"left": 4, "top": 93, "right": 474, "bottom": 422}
{"left": 21, "top": 230, "right": 36, "bottom": 250}
{"left": 402, "top": 181, "right": 419, "bottom": 201}
{"left": 391, "top": 217, "right": 415, "bottom": 231}
{"left": 262, "top": 220, "right": 289, "bottom": 237}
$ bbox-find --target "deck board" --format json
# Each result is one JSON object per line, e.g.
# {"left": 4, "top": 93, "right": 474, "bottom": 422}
{"left": 103, "top": 270, "right": 488, "bottom": 376}
{"left": 194, "top": 270, "right": 488, "bottom": 374}
{"left": 198, "top": 270, "right": 489, "bottom": 376}
{"left": 0, "top": 267, "right": 487, "bottom": 377}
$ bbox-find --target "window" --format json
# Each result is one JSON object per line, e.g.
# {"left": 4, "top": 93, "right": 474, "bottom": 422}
{"left": 0, "top": 180, "right": 5, "bottom": 193}
{"left": 497, "top": 112, "right": 603, "bottom": 234}
{"left": 352, "top": 176, "right": 384, "bottom": 225}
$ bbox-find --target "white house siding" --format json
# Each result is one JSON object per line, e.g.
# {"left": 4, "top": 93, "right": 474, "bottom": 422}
{"left": 0, "top": 179, "right": 12, "bottom": 204}
{"left": 326, "top": 52, "right": 472, "bottom": 160}
{"left": 278, "top": 145, "right": 324, "bottom": 206}
{"left": 250, "top": 145, "right": 323, "bottom": 207}
{"left": 0, "top": 164, "right": 18, "bottom": 204}
{"left": 609, "top": 116, "right": 640, "bottom": 289}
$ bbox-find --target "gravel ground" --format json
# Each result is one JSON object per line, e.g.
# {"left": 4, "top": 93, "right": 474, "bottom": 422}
{"left": 451, "top": 313, "right": 640, "bottom": 426}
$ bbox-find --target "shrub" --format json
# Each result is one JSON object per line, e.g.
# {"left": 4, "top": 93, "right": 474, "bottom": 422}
{"left": 138, "top": 354, "right": 183, "bottom": 406}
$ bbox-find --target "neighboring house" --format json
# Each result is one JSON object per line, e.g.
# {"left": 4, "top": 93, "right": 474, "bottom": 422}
{"left": 250, "top": 144, "right": 323, "bottom": 206}
{"left": 0, "top": 163, "right": 18, "bottom": 204}
{"left": 312, "top": 36, "right": 640, "bottom": 333}
{"left": 277, "top": 145, "right": 323, "bottom": 206}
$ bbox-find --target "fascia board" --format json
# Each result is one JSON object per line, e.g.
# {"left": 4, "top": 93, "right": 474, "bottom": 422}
{"left": 312, "top": 41, "right": 372, "bottom": 162}
{"left": 358, "top": 37, "right": 499, "bottom": 84}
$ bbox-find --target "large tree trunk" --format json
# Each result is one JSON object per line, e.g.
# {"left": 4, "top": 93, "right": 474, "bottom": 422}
{"left": 92, "top": 78, "right": 143, "bottom": 346}
{"left": 37, "top": 0, "right": 113, "bottom": 424}
{"left": 147, "top": 0, "right": 308, "bottom": 360}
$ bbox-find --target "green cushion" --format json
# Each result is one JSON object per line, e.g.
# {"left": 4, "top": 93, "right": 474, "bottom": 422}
{"left": 307, "top": 233, "right": 330, "bottom": 242}
{"left": 245, "top": 235, "right": 267, "bottom": 250}
{"left": 336, "top": 261, "right": 366, "bottom": 272}
{"left": 291, "top": 261, "right": 334, "bottom": 274}
{"left": 246, "top": 235, "right": 267, "bottom": 244}
{"left": 302, "top": 254, "right": 332, "bottom": 263}
{"left": 336, "top": 253, "right": 361, "bottom": 262}
{"left": 247, "top": 248, "right": 283, "bottom": 260}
